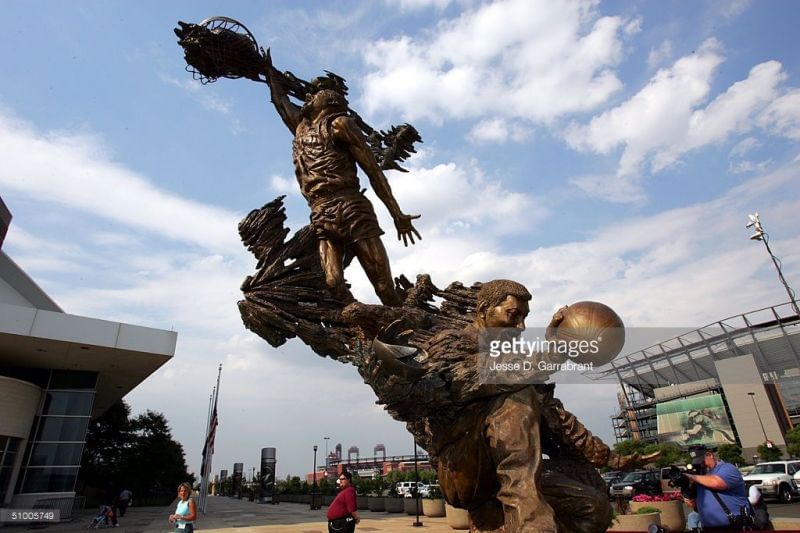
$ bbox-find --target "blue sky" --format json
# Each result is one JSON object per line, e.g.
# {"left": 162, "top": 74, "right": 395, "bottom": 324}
{"left": 1, "top": 0, "right": 799, "bottom": 480}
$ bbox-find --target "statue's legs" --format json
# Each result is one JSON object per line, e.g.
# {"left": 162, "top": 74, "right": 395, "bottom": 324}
{"left": 352, "top": 237, "right": 402, "bottom": 306}
{"left": 540, "top": 468, "right": 612, "bottom": 533}
{"left": 318, "top": 239, "right": 355, "bottom": 302}
{"left": 485, "top": 389, "right": 556, "bottom": 532}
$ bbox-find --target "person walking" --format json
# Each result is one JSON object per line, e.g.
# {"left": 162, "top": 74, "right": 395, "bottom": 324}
{"left": 326, "top": 471, "right": 360, "bottom": 533}
{"left": 117, "top": 488, "right": 132, "bottom": 517}
{"left": 169, "top": 482, "right": 196, "bottom": 533}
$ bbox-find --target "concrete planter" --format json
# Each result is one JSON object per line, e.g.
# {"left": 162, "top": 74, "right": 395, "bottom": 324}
{"left": 607, "top": 512, "right": 661, "bottom": 532}
{"left": 422, "top": 498, "right": 446, "bottom": 517}
{"left": 630, "top": 500, "right": 685, "bottom": 532}
{"left": 367, "top": 496, "right": 385, "bottom": 512}
{"left": 384, "top": 497, "right": 405, "bottom": 513}
{"left": 404, "top": 497, "right": 421, "bottom": 515}
{"left": 356, "top": 495, "right": 369, "bottom": 510}
{"left": 445, "top": 503, "right": 470, "bottom": 530}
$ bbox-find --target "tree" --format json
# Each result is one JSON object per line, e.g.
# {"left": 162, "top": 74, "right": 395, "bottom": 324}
{"left": 785, "top": 426, "right": 800, "bottom": 458}
{"left": 645, "top": 443, "right": 690, "bottom": 468}
{"left": 717, "top": 444, "right": 746, "bottom": 466}
{"left": 613, "top": 439, "right": 651, "bottom": 457}
{"left": 757, "top": 442, "right": 783, "bottom": 461}
{"left": 121, "top": 410, "right": 194, "bottom": 496}
{"left": 79, "top": 400, "right": 194, "bottom": 503}
{"left": 77, "top": 400, "right": 132, "bottom": 493}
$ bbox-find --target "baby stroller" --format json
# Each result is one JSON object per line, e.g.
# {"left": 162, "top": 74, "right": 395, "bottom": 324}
{"left": 87, "top": 505, "right": 114, "bottom": 529}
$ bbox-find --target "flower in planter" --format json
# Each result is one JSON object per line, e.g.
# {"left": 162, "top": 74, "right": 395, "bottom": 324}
{"left": 631, "top": 491, "right": 681, "bottom": 502}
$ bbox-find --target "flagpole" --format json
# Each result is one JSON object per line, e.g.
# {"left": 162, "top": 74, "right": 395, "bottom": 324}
{"left": 200, "top": 388, "right": 214, "bottom": 512}
{"left": 201, "top": 365, "right": 222, "bottom": 514}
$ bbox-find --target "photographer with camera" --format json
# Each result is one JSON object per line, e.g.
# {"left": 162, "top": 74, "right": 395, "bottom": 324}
{"left": 683, "top": 449, "right": 752, "bottom": 531}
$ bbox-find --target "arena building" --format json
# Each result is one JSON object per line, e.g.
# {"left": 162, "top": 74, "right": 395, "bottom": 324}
{"left": 0, "top": 196, "right": 176, "bottom": 512}
{"left": 588, "top": 303, "right": 799, "bottom": 461}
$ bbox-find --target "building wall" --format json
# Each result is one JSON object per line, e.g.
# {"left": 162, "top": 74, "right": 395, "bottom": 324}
{"left": 0, "top": 376, "right": 42, "bottom": 505}
{"left": 715, "top": 354, "right": 786, "bottom": 459}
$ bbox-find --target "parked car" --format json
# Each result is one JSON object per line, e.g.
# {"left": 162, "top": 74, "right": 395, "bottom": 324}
{"left": 419, "top": 483, "right": 440, "bottom": 497}
{"left": 602, "top": 471, "right": 624, "bottom": 490}
{"left": 396, "top": 481, "right": 427, "bottom": 497}
{"left": 743, "top": 461, "right": 800, "bottom": 503}
{"left": 609, "top": 470, "right": 661, "bottom": 498}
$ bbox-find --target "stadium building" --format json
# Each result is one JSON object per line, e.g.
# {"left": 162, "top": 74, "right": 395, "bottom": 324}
{"left": 589, "top": 303, "right": 799, "bottom": 461}
{"left": 0, "top": 196, "right": 176, "bottom": 512}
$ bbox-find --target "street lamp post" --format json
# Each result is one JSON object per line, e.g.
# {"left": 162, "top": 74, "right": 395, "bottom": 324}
{"left": 412, "top": 438, "right": 422, "bottom": 527}
{"left": 311, "top": 445, "right": 319, "bottom": 510}
{"left": 746, "top": 212, "right": 800, "bottom": 316}
{"left": 747, "top": 392, "right": 770, "bottom": 447}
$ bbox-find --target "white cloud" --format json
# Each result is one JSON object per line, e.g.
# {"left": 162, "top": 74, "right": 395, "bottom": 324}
{"left": 565, "top": 41, "right": 795, "bottom": 189}
{"left": 466, "top": 118, "right": 532, "bottom": 144}
{"left": 368, "top": 160, "right": 549, "bottom": 244}
{"left": 570, "top": 174, "right": 646, "bottom": 204}
{"left": 384, "top": 0, "right": 456, "bottom": 11}
{"left": 0, "top": 108, "right": 242, "bottom": 254}
{"left": 647, "top": 40, "right": 673, "bottom": 68}
{"left": 361, "top": 0, "right": 631, "bottom": 123}
{"left": 717, "top": 0, "right": 752, "bottom": 21}
{"left": 564, "top": 39, "right": 725, "bottom": 176}
{"left": 729, "top": 158, "right": 772, "bottom": 175}
{"left": 729, "top": 137, "right": 760, "bottom": 158}
{"left": 757, "top": 89, "right": 800, "bottom": 140}
{"left": 269, "top": 174, "right": 299, "bottom": 195}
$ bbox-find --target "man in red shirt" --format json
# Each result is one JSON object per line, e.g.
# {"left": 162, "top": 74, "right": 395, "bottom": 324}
{"left": 327, "top": 471, "right": 360, "bottom": 532}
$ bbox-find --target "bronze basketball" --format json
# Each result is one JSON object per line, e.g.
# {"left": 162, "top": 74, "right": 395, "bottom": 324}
{"left": 549, "top": 301, "right": 625, "bottom": 365}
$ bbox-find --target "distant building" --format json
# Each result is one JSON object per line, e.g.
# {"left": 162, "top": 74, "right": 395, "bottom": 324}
{"left": 0, "top": 196, "right": 176, "bottom": 509}
{"left": 589, "top": 303, "right": 799, "bottom": 460}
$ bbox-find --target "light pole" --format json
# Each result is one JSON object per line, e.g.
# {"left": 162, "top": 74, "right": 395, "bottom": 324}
{"left": 324, "top": 436, "right": 330, "bottom": 473}
{"left": 747, "top": 392, "right": 770, "bottom": 447}
{"left": 412, "top": 438, "right": 422, "bottom": 527}
{"left": 747, "top": 212, "right": 800, "bottom": 316}
{"left": 311, "top": 445, "right": 319, "bottom": 510}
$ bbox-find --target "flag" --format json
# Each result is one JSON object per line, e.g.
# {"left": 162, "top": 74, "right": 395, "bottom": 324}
{"left": 200, "top": 400, "right": 218, "bottom": 477}
{"left": 200, "top": 365, "right": 221, "bottom": 513}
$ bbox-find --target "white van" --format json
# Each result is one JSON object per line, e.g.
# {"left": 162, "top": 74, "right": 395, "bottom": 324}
{"left": 396, "top": 481, "right": 427, "bottom": 496}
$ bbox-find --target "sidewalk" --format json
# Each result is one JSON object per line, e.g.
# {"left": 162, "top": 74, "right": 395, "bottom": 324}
{"left": 1, "top": 496, "right": 453, "bottom": 533}
{"left": 4, "top": 496, "right": 800, "bottom": 532}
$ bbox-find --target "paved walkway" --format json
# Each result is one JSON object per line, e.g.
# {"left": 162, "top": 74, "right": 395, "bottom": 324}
{"left": 4, "top": 496, "right": 800, "bottom": 532}
{"left": 1, "top": 497, "right": 453, "bottom": 533}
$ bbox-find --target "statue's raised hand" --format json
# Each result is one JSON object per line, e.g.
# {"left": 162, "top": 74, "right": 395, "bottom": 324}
{"left": 394, "top": 213, "right": 421, "bottom": 246}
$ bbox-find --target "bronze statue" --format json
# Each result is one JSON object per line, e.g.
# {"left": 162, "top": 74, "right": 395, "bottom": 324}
{"left": 174, "top": 17, "right": 421, "bottom": 306}
{"left": 175, "top": 18, "right": 651, "bottom": 532}
{"left": 363, "top": 280, "right": 649, "bottom": 532}
{"left": 265, "top": 61, "right": 420, "bottom": 306}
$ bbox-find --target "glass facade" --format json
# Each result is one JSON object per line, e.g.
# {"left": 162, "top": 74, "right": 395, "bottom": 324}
{"left": 0, "top": 436, "right": 21, "bottom": 504}
{"left": 15, "top": 369, "right": 96, "bottom": 495}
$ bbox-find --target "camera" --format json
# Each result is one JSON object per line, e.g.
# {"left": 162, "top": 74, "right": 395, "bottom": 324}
{"left": 668, "top": 445, "right": 708, "bottom": 499}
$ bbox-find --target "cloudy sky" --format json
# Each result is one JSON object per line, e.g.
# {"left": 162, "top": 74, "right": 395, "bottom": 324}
{"left": 2, "top": 0, "right": 799, "bottom": 480}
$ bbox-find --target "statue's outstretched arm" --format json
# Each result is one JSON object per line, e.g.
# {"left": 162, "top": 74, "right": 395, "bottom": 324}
{"left": 265, "top": 51, "right": 301, "bottom": 132}
{"left": 333, "top": 116, "right": 421, "bottom": 246}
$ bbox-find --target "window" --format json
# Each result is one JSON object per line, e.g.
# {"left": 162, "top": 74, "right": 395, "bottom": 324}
{"left": 42, "top": 392, "right": 94, "bottom": 416}
{"left": 29, "top": 443, "right": 84, "bottom": 467}
{"left": 35, "top": 417, "right": 89, "bottom": 443}
{"left": 21, "top": 467, "right": 79, "bottom": 493}
{"left": 0, "top": 436, "right": 22, "bottom": 503}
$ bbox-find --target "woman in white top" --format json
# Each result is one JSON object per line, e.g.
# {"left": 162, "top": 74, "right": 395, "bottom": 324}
{"left": 169, "top": 482, "right": 197, "bottom": 533}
